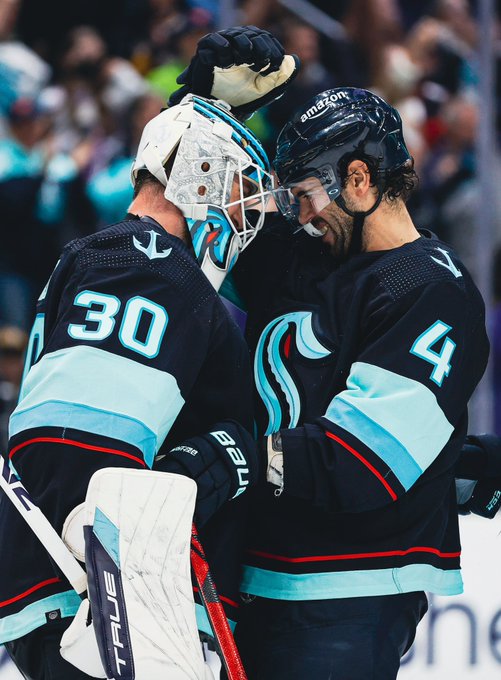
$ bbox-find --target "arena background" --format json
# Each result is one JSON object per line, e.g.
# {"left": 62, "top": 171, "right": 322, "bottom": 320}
{"left": 1, "top": 0, "right": 500, "bottom": 677}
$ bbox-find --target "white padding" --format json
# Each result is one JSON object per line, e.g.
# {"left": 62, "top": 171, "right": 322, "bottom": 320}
{"left": 60, "top": 598, "right": 107, "bottom": 678}
{"left": 62, "top": 502, "right": 85, "bottom": 562}
{"left": 211, "top": 55, "right": 297, "bottom": 107}
{"left": 85, "top": 468, "right": 210, "bottom": 679}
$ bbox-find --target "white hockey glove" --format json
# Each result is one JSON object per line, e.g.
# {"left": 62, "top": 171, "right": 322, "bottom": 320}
{"left": 168, "top": 25, "right": 300, "bottom": 119}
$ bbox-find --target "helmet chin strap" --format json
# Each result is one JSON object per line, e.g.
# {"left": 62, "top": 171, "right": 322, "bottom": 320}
{"left": 335, "top": 189, "right": 383, "bottom": 257}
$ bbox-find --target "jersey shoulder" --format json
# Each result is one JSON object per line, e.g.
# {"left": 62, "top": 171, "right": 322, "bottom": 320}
{"left": 367, "top": 234, "right": 472, "bottom": 303}
{"left": 61, "top": 217, "right": 217, "bottom": 311}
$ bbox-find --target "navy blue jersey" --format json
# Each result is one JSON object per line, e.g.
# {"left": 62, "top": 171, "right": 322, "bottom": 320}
{"left": 0, "top": 216, "right": 254, "bottom": 642}
{"left": 234, "top": 222, "right": 489, "bottom": 601}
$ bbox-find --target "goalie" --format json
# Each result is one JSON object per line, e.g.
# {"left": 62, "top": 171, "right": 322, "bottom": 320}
{"left": 0, "top": 92, "right": 277, "bottom": 679}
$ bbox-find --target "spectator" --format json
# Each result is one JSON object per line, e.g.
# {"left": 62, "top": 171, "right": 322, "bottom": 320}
{"left": 342, "top": 0, "right": 403, "bottom": 85}
{"left": 0, "top": 95, "right": 93, "bottom": 328}
{"left": 415, "top": 3, "right": 478, "bottom": 105}
{"left": 420, "top": 95, "right": 486, "bottom": 270}
{"left": 0, "top": 325, "right": 27, "bottom": 452}
{"left": 0, "top": 0, "right": 51, "bottom": 134}
{"left": 267, "top": 19, "right": 337, "bottom": 141}
{"left": 146, "top": 6, "right": 215, "bottom": 100}
{"left": 51, "top": 26, "right": 149, "bottom": 155}
{"left": 85, "top": 91, "right": 165, "bottom": 226}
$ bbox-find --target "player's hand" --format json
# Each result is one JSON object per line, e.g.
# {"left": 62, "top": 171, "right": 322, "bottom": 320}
{"left": 168, "top": 25, "right": 300, "bottom": 119}
{"left": 264, "top": 432, "right": 284, "bottom": 494}
{"left": 458, "top": 478, "right": 501, "bottom": 518}
{"left": 154, "top": 421, "right": 259, "bottom": 525}
{"left": 456, "top": 434, "right": 501, "bottom": 518}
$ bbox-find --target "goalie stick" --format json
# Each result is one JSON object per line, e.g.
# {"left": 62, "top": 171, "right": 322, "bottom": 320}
{"left": 0, "top": 455, "right": 247, "bottom": 679}
{"left": 0, "top": 454, "right": 87, "bottom": 596}
{"left": 191, "top": 523, "right": 247, "bottom": 680}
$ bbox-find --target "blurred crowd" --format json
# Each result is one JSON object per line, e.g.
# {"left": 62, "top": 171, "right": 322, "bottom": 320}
{"left": 2, "top": 0, "right": 501, "bottom": 442}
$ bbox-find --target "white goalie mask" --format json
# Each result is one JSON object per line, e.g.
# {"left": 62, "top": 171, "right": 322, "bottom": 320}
{"left": 131, "top": 94, "right": 273, "bottom": 290}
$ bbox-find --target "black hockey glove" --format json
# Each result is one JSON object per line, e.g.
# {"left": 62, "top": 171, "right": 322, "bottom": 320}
{"left": 456, "top": 434, "right": 501, "bottom": 519}
{"left": 154, "top": 421, "right": 259, "bottom": 526}
{"left": 168, "top": 25, "right": 300, "bottom": 119}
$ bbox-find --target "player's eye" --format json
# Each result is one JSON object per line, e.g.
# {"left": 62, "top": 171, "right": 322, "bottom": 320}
{"left": 243, "top": 181, "right": 257, "bottom": 198}
{"left": 297, "top": 191, "right": 315, "bottom": 204}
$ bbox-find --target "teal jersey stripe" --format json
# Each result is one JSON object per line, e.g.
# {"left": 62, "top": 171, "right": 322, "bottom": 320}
{"left": 0, "top": 591, "right": 80, "bottom": 644}
{"left": 241, "top": 564, "right": 463, "bottom": 601}
{"left": 195, "top": 603, "right": 236, "bottom": 637}
{"left": 10, "top": 401, "right": 158, "bottom": 467}
{"left": 325, "top": 362, "right": 454, "bottom": 480}
{"left": 10, "top": 346, "right": 185, "bottom": 465}
{"left": 328, "top": 398, "right": 422, "bottom": 489}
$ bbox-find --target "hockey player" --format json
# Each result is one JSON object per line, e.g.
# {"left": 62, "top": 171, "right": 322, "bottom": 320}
{"left": 0, "top": 94, "right": 276, "bottom": 679}
{"left": 169, "top": 28, "right": 497, "bottom": 680}
{"left": 231, "top": 90, "right": 489, "bottom": 679}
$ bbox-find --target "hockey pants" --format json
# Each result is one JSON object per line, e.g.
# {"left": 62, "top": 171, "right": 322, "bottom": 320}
{"left": 232, "top": 591, "right": 428, "bottom": 680}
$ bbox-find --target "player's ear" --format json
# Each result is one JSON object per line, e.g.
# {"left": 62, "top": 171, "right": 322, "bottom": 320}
{"left": 346, "top": 160, "right": 370, "bottom": 189}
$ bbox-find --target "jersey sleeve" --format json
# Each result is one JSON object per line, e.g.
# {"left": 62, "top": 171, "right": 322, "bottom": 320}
{"left": 10, "top": 234, "right": 226, "bottom": 471}
{"left": 279, "top": 279, "right": 489, "bottom": 513}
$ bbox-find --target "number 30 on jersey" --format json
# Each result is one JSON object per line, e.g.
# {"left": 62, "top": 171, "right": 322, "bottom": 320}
{"left": 68, "top": 290, "right": 168, "bottom": 358}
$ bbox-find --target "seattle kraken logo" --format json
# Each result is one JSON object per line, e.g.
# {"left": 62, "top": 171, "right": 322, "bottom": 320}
{"left": 133, "top": 230, "right": 172, "bottom": 260}
{"left": 255, "top": 311, "right": 332, "bottom": 434}
{"left": 187, "top": 207, "right": 234, "bottom": 269}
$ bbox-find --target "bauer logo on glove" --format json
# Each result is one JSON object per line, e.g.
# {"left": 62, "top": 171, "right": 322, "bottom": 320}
{"left": 157, "top": 420, "right": 259, "bottom": 525}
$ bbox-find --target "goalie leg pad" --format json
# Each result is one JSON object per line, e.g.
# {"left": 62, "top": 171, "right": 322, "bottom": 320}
{"left": 84, "top": 468, "right": 210, "bottom": 680}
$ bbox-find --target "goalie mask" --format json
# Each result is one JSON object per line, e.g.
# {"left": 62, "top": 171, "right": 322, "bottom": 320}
{"left": 131, "top": 94, "right": 273, "bottom": 290}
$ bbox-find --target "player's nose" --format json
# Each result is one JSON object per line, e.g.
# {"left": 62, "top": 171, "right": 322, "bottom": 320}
{"left": 299, "top": 201, "right": 315, "bottom": 225}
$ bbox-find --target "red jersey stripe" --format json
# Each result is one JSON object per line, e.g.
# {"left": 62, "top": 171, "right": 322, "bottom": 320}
{"left": 325, "top": 430, "right": 398, "bottom": 501}
{"left": 9, "top": 437, "right": 146, "bottom": 467}
{"left": 247, "top": 546, "right": 461, "bottom": 563}
{"left": 0, "top": 577, "right": 62, "bottom": 608}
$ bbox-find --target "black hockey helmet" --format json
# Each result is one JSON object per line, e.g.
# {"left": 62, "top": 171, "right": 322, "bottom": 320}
{"left": 275, "top": 87, "right": 411, "bottom": 195}
{"left": 273, "top": 88, "right": 412, "bottom": 243}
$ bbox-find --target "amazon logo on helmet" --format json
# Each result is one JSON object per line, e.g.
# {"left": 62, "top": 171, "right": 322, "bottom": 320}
{"left": 299, "top": 90, "right": 351, "bottom": 123}
{"left": 274, "top": 87, "right": 411, "bottom": 189}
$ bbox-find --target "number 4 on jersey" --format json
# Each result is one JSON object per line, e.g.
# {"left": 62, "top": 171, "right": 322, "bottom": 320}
{"left": 410, "top": 321, "right": 456, "bottom": 386}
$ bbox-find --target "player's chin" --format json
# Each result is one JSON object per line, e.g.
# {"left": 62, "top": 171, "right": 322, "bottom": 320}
{"left": 320, "top": 227, "right": 336, "bottom": 249}
{"left": 323, "top": 230, "right": 347, "bottom": 260}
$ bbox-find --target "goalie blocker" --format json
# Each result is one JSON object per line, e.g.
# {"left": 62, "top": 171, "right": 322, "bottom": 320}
{"left": 61, "top": 468, "right": 214, "bottom": 680}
